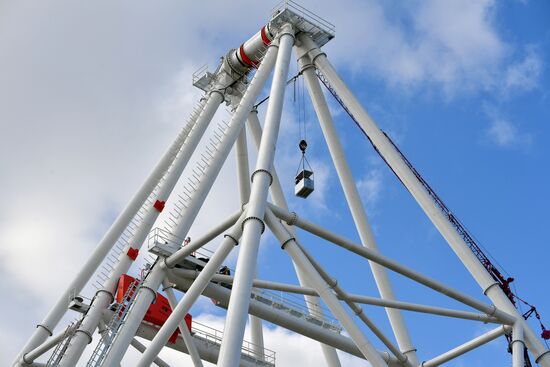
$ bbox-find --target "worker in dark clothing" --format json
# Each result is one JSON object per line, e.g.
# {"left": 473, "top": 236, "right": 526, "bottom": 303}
{"left": 219, "top": 266, "right": 231, "bottom": 289}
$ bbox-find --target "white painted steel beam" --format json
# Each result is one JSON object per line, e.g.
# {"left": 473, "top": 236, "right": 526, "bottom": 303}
{"left": 265, "top": 209, "right": 389, "bottom": 366}
{"left": 22, "top": 324, "right": 78, "bottom": 364}
{"left": 512, "top": 323, "right": 526, "bottom": 367}
{"left": 130, "top": 338, "right": 171, "bottom": 367}
{"left": 217, "top": 25, "right": 295, "bottom": 367}
{"left": 235, "top": 124, "right": 266, "bottom": 360}
{"left": 100, "top": 262, "right": 167, "bottom": 367}
{"left": 247, "top": 109, "right": 342, "bottom": 367}
{"left": 162, "top": 280, "right": 203, "bottom": 367}
{"left": 297, "top": 33, "right": 550, "bottom": 366}
{"left": 297, "top": 46, "right": 418, "bottom": 365}
{"left": 421, "top": 326, "right": 509, "bottom": 367}
{"left": 13, "top": 99, "right": 207, "bottom": 366}
{"left": 236, "top": 127, "right": 252, "bottom": 206}
{"left": 295, "top": 241, "right": 411, "bottom": 366}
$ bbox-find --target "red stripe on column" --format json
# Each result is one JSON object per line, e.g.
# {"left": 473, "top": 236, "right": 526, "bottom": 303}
{"left": 261, "top": 26, "right": 271, "bottom": 45}
{"left": 239, "top": 45, "right": 257, "bottom": 68}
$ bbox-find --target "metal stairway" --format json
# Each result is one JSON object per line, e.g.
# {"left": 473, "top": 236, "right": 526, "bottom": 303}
{"left": 45, "top": 319, "right": 82, "bottom": 367}
{"left": 86, "top": 277, "right": 142, "bottom": 367}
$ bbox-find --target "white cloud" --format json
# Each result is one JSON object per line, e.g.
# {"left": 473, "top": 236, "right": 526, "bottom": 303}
{"left": 486, "top": 118, "right": 533, "bottom": 148}
{"left": 302, "top": 0, "right": 542, "bottom": 99}
{"left": 312, "top": 0, "right": 507, "bottom": 95}
{"left": 503, "top": 46, "right": 543, "bottom": 94}
{"left": 487, "top": 119, "right": 516, "bottom": 146}
{"left": 484, "top": 106, "right": 533, "bottom": 149}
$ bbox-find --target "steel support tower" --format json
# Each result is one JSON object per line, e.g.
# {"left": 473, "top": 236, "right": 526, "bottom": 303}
{"left": 14, "top": 1, "right": 549, "bottom": 367}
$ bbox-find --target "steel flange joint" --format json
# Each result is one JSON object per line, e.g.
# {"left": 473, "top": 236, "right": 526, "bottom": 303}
{"left": 241, "top": 216, "right": 266, "bottom": 234}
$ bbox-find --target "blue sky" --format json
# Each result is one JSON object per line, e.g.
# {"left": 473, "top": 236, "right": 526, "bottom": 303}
{"left": 1, "top": 0, "right": 549, "bottom": 366}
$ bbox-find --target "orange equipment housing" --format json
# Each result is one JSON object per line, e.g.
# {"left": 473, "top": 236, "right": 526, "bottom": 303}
{"left": 116, "top": 274, "right": 192, "bottom": 344}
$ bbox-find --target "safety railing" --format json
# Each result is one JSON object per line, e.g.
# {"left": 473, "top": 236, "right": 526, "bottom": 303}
{"left": 46, "top": 319, "right": 82, "bottom": 366}
{"left": 253, "top": 288, "right": 342, "bottom": 333}
{"left": 86, "top": 277, "right": 143, "bottom": 367}
{"left": 192, "top": 64, "right": 209, "bottom": 85}
{"left": 192, "top": 321, "right": 276, "bottom": 365}
{"left": 147, "top": 227, "right": 214, "bottom": 260}
{"left": 271, "top": 0, "right": 335, "bottom": 37}
{"left": 140, "top": 319, "right": 275, "bottom": 365}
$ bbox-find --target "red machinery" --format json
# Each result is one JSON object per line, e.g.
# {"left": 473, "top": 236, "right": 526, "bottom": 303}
{"left": 117, "top": 274, "right": 192, "bottom": 344}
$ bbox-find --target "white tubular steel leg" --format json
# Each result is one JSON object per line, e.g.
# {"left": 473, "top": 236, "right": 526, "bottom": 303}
{"left": 14, "top": 100, "right": 207, "bottom": 366}
{"left": 100, "top": 30, "right": 281, "bottom": 367}
{"left": 236, "top": 127, "right": 252, "bottom": 205}
{"left": 297, "top": 33, "right": 550, "bottom": 366}
{"left": 100, "top": 262, "right": 167, "bottom": 367}
{"left": 247, "top": 110, "right": 342, "bottom": 367}
{"left": 217, "top": 25, "right": 295, "bottom": 367}
{"left": 265, "top": 210, "right": 388, "bottom": 367}
{"left": 21, "top": 324, "right": 78, "bottom": 365}
{"left": 235, "top": 125, "right": 266, "bottom": 359}
{"left": 162, "top": 280, "right": 203, "bottom": 367}
{"left": 421, "top": 326, "right": 509, "bottom": 367}
{"left": 130, "top": 338, "right": 171, "bottom": 367}
{"left": 137, "top": 214, "right": 246, "bottom": 367}
{"left": 513, "top": 323, "right": 526, "bottom": 367}
{"left": 295, "top": 242, "right": 411, "bottom": 366}
{"left": 58, "top": 93, "right": 223, "bottom": 367}
{"left": 297, "top": 50, "right": 418, "bottom": 364}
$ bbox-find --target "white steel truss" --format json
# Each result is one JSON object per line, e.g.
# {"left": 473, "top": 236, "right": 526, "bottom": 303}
{"left": 14, "top": 2, "right": 549, "bottom": 367}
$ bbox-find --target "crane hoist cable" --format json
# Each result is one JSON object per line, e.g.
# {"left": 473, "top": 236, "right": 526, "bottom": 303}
{"left": 293, "top": 73, "right": 314, "bottom": 199}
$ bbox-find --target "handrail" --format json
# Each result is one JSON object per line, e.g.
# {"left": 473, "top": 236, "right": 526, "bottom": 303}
{"left": 271, "top": 0, "right": 335, "bottom": 36}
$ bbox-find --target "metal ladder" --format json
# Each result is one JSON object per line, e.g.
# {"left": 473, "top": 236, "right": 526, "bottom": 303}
{"left": 91, "top": 99, "right": 206, "bottom": 294}
{"left": 86, "top": 278, "right": 142, "bottom": 367}
{"left": 45, "top": 319, "right": 82, "bottom": 366}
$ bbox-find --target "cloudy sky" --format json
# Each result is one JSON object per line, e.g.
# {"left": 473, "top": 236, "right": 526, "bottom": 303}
{"left": 1, "top": 0, "right": 549, "bottom": 366}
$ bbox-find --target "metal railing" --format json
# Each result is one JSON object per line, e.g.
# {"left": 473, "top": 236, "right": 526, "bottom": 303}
{"left": 147, "top": 227, "right": 214, "bottom": 260}
{"left": 140, "top": 319, "right": 276, "bottom": 365}
{"left": 192, "top": 320, "right": 276, "bottom": 364}
{"left": 271, "top": 0, "right": 335, "bottom": 37}
{"left": 192, "top": 64, "right": 209, "bottom": 85}
{"left": 86, "top": 277, "right": 143, "bottom": 367}
{"left": 46, "top": 319, "right": 82, "bottom": 366}
{"left": 253, "top": 288, "right": 342, "bottom": 333}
